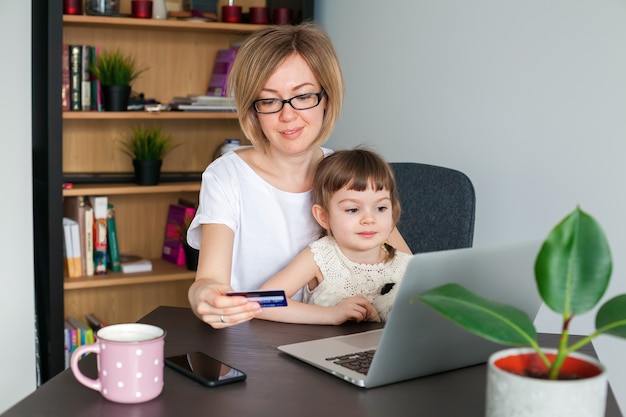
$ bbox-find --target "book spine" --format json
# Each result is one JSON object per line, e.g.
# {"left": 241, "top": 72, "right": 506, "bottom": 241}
{"left": 62, "top": 217, "right": 80, "bottom": 278}
{"left": 84, "top": 205, "right": 94, "bottom": 276}
{"left": 81, "top": 45, "right": 91, "bottom": 111}
{"left": 64, "top": 321, "right": 72, "bottom": 368}
{"left": 85, "top": 313, "right": 105, "bottom": 331}
{"left": 90, "top": 45, "right": 100, "bottom": 111}
{"left": 63, "top": 196, "right": 87, "bottom": 276}
{"left": 69, "top": 44, "right": 82, "bottom": 111}
{"left": 91, "top": 196, "right": 108, "bottom": 274}
{"left": 70, "top": 220, "right": 82, "bottom": 277}
{"left": 61, "top": 44, "right": 70, "bottom": 111}
{"left": 107, "top": 204, "right": 121, "bottom": 272}
{"left": 65, "top": 320, "right": 78, "bottom": 355}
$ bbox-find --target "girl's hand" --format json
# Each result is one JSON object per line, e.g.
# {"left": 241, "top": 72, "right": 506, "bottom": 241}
{"left": 327, "top": 295, "right": 381, "bottom": 325}
{"left": 189, "top": 279, "right": 263, "bottom": 328}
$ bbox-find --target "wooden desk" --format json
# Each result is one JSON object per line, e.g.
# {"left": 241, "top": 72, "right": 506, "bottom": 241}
{"left": 3, "top": 306, "right": 623, "bottom": 416}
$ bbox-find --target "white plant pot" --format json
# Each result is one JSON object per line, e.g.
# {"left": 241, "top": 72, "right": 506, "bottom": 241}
{"left": 486, "top": 347, "right": 607, "bottom": 417}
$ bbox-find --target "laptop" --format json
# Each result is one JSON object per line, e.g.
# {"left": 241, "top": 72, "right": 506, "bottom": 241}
{"left": 277, "top": 241, "right": 544, "bottom": 388}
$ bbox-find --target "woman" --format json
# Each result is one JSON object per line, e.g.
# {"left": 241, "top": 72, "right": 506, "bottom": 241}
{"left": 187, "top": 22, "right": 410, "bottom": 328}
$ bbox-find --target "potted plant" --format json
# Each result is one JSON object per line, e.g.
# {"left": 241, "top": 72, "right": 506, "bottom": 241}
{"left": 90, "top": 48, "right": 148, "bottom": 111}
{"left": 413, "top": 207, "right": 626, "bottom": 417}
{"left": 121, "top": 125, "right": 180, "bottom": 185}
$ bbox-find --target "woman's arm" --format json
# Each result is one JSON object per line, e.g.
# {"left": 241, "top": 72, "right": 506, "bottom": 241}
{"left": 388, "top": 226, "right": 411, "bottom": 254}
{"left": 188, "top": 223, "right": 262, "bottom": 328}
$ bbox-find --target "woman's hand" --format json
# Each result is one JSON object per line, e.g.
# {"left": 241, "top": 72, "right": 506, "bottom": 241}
{"left": 326, "top": 295, "right": 381, "bottom": 325}
{"left": 189, "top": 278, "right": 262, "bottom": 328}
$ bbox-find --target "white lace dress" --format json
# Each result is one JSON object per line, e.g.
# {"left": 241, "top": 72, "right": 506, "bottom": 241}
{"left": 302, "top": 236, "right": 411, "bottom": 319}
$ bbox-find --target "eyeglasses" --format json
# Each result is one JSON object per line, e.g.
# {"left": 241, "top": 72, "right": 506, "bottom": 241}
{"left": 252, "top": 89, "right": 325, "bottom": 114}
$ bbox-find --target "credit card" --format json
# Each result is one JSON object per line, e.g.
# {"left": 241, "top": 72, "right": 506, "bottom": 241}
{"left": 226, "top": 289, "right": 288, "bottom": 307}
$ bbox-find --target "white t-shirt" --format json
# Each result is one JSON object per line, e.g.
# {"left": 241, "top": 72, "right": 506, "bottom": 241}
{"left": 187, "top": 147, "right": 331, "bottom": 299}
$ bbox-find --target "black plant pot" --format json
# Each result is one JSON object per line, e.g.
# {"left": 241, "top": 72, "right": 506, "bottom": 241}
{"left": 133, "top": 159, "right": 162, "bottom": 186}
{"left": 102, "top": 85, "right": 131, "bottom": 111}
{"left": 183, "top": 241, "right": 199, "bottom": 271}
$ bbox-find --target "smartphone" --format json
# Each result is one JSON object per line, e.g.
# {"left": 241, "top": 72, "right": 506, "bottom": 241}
{"left": 165, "top": 352, "right": 247, "bottom": 387}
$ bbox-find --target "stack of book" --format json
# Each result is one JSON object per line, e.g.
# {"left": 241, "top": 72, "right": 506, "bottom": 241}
{"left": 169, "top": 95, "right": 236, "bottom": 112}
{"left": 64, "top": 315, "right": 105, "bottom": 368}
{"left": 62, "top": 44, "right": 102, "bottom": 112}
{"left": 63, "top": 195, "right": 138, "bottom": 278}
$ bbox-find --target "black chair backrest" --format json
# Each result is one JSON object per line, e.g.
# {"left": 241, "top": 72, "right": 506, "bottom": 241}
{"left": 390, "top": 162, "right": 476, "bottom": 254}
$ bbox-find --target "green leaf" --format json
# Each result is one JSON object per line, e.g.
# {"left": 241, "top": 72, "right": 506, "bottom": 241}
{"left": 534, "top": 207, "right": 612, "bottom": 316}
{"left": 596, "top": 294, "right": 626, "bottom": 339}
{"left": 90, "top": 48, "right": 148, "bottom": 87}
{"left": 120, "top": 125, "right": 179, "bottom": 161}
{"left": 413, "top": 283, "right": 537, "bottom": 346}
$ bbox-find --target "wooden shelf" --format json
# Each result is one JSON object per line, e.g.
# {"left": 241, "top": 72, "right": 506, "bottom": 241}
{"left": 63, "top": 182, "right": 201, "bottom": 196}
{"left": 63, "top": 111, "right": 237, "bottom": 120}
{"left": 64, "top": 258, "right": 195, "bottom": 290}
{"left": 58, "top": 8, "right": 258, "bottom": 326}
{"left": 63, "top": 14, "right": 266, "bottom": 33}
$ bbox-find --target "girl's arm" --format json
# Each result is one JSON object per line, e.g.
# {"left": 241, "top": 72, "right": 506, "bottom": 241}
{"left": 257, "top": 249, "right": 379, "bottom": 324}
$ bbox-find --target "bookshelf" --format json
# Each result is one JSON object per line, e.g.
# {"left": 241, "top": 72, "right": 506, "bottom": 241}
{"left": 60, "top": 12, "right": 263, "bottom": 326}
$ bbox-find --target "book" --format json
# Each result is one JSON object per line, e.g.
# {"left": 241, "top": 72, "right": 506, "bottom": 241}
{"left": 90, "top": 45, "right": 101, "bottom": 111}
{"left": 90, "top": 196, "right": 108, "bottom": 274}
{"left": 162, "top": 204, "right": 196, "bottom": 266}
{"left": 206, "top": 48, "right": 238, "bottom": 97}
{"left": 69, "top": 44, "right": 82, "bottom": 111}
{"left": 66, "top": 316, "right": 95, "bottom": 346}
{"left": 169, "top": 95, "right": 236, "bottom": 112}
{"left": 63, "top": 321, "right": 74, "bottom": 368}
{"left": 81, "top": 45, "right": 91, "bottom": 111}
{"left": 62, "top": 217, "right": 81, "bottom": 278}
{"left": 106, "top": 204, "right": 121, "bottom": 272}
{"left": 64, "top": 320, "right": 78, "bottom": 362}
{"left": 120, "top": 254, "right": 153, "bottom": 273}
{"left": 61, "top": 44, "right": 70, "bottom": 111}
{"left": 63, "top": 196, "right": 87, "bottom": 276}
{"left": 85, "top": 313, "right": 106, "bottom": 332}
{"left": 84, "top": 205, "right": 94, "bottom": 276}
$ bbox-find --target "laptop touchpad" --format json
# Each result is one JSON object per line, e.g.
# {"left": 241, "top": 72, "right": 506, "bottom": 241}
{"left": 339, "top": 331, "right": 382, "bottom": 349}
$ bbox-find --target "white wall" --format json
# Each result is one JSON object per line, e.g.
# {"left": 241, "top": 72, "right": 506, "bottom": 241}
{"left": 0, "top": 1, "right": 37, "bottom": 414}
{"left": 318, "top": 0, "right": 626, "bottom": 413}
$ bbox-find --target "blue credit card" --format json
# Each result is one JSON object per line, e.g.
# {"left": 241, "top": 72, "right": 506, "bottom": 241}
{"left": 226, "top": 289, "right": 288, "bottom": 307}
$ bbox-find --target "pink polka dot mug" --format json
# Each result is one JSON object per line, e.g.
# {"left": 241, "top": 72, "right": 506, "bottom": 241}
{"left": 70, "top": 323, "right": 166, "bottom": 404}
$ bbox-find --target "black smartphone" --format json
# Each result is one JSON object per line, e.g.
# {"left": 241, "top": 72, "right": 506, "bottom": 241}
{"left": 165, "top": 352, "right": 247, "bottom": 387}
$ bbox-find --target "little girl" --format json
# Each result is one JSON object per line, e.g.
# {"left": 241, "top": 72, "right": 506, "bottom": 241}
{"left": 258, "top": 148, "right": 411, "bottom": 323}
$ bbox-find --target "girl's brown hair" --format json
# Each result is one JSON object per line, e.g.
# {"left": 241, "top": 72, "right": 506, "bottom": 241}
{"left": 312, "top": 149, "right": 401, "bottom": 261}
{"left": 227, "top": 22, "right": 344, "bottom": 152}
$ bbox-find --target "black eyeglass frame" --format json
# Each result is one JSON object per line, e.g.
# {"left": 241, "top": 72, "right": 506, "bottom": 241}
{"left": 252, "top": 89, "right": 325, "bottom": 114}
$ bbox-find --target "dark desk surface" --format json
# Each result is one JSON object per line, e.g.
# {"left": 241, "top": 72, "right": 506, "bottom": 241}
{"left": 3, "top": 306, "right": 623, "bottom": 417}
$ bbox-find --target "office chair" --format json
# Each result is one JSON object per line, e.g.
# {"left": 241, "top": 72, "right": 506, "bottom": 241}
{"left": 389, "top": 162, "right": 476, "bottom": 254}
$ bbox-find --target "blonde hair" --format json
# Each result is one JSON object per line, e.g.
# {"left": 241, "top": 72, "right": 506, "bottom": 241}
{"left": 312, "top": 149, "right": 401, "bottom": 261}
{"left": 227, "top": 22, "right": 344, "bottom": 152}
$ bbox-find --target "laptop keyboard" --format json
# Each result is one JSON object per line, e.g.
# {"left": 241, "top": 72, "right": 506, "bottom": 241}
{"left": 326, "top": 350, "right": 376, "bottom": 375}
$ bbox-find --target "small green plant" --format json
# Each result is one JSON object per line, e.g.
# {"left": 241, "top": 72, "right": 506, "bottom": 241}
{"left": 90, "top": 48, "right": 148, "bottom": 86}
{"left": 121, "top": 125, "right": 180, "bottom": 161}
{"left": 413, "top": 207, "right": 626, "bottom": 380}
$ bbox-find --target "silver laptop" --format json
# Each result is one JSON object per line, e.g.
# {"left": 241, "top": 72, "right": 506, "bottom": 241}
{"left": 278, "top": 241, "right": 543, "bottom": 388}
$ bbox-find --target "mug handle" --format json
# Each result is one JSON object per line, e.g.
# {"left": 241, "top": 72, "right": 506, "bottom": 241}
{"left": 70, "top": 343, "right": 101, "bottom": 392}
